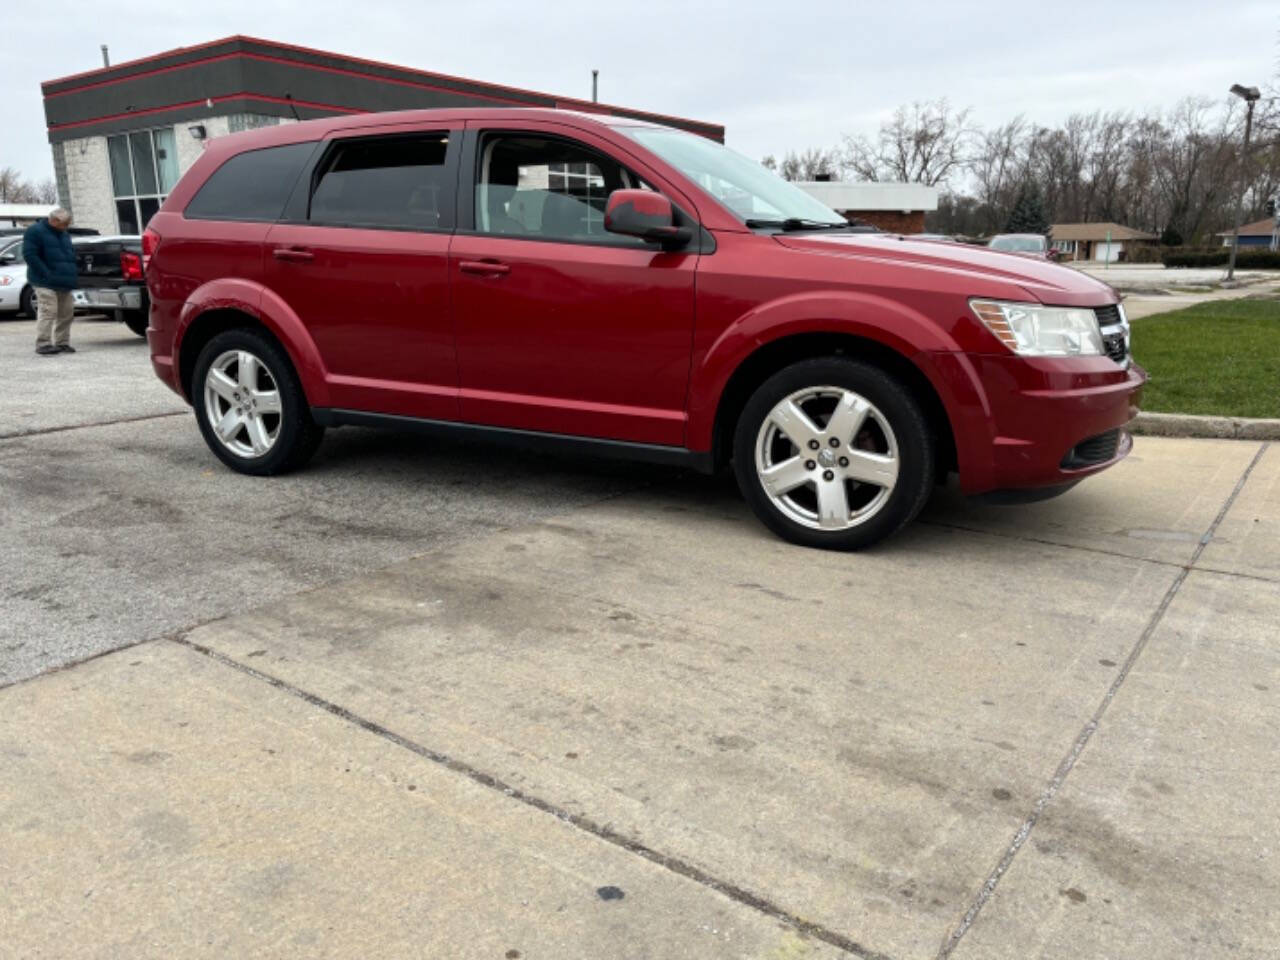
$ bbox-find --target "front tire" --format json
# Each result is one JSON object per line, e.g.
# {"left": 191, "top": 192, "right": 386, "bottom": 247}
{"left": 732, "top": 357, "right": 934, "bottom": 550}
{"left": 192, "top": 328, "right": 324, "bottom": 476}
{"left": 20, "top": 286, "right": 36, "bottom": 318}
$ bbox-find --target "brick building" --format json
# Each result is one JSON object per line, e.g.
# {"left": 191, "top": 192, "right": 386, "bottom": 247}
{"left": 41, "top": 36, "right": 724, "bottom": 235}
{"left": 794, "top": 181, "right": 938, "bottom": 233}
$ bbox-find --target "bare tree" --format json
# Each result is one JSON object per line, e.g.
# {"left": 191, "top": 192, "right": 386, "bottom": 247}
{"left": 841, "top": 99, "right": 975, "bottom": 186}
{"left": 0, "top": 167, "right": 49, "bottom": 204}
{"left": 36, "top": 179, "right": 58, "bottom": 204}
{"left": 776, "top": 148, "right": 839, "bottom": 182}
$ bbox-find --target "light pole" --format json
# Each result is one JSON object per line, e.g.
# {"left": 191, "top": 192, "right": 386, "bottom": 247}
{"left": 1225, "top": 83, "right": 1261, "bottom": 282}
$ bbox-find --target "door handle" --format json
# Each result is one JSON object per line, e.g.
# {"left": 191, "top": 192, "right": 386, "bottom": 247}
{"left": 458, "top": 259, "right": 510, "bottom": 276}
{"left": 272, "top": 247, "right": 314, "bottom": 263}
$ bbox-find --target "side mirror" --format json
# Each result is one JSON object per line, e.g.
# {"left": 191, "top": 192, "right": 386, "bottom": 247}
{"left": 604, "top": 189, "right": 692, "bottom": 249}
{"left": 0, "top": 253, "right": 15, "bottom": 265}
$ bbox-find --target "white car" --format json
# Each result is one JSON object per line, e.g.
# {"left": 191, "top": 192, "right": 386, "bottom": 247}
{"left": 0, "top": 236, "right": 37, "bottom": 317}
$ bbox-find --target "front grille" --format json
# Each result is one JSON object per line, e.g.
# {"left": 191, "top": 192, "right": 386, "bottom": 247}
{"left": 1095, "top": 304, "right": 1129, "bottom": 365}
{"left": 1061, "top": 429, "right": 1122, "bottom": 469}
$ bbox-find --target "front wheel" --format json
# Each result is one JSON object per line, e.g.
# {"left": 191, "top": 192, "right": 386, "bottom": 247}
{"left": 20, "top": 286, "right": 37, "bottom": 318}
{"left": 733, "top": 357, "right": 935, "bottom": 550}
{"left": 192, "top": 328, "right": 324, "bottom": 476}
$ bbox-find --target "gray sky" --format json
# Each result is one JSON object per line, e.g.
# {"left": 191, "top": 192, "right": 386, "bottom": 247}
{"left": 4, "top": 0, "right": 1277, "bottom": 186}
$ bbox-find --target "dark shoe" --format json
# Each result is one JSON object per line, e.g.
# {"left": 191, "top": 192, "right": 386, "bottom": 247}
{"left": 35, "top": 345, "right": 60, "bottom": 356}
{"left": 57, "top": 344, "right": 76, "bottom": 353}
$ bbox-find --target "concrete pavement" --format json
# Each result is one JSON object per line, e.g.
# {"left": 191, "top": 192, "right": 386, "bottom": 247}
{"left": 3, "top": 316, "right": 1279, "bottom": 958}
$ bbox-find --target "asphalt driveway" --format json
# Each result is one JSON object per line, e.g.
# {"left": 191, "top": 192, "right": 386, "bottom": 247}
{"left": 1, "top": 316, "right": 1277, "bottom": 959}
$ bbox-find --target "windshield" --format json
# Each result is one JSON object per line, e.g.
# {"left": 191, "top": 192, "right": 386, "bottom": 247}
{"left": 990, "top": 235, "right": 1046, "bottom": 253}
{"left": 616, "top": 126, "right": 846, "bottom": 227}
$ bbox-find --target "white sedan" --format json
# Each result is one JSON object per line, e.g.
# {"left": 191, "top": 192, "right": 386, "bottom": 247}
{"left": 0, "top": 237, "right": 35, "bottom": 316}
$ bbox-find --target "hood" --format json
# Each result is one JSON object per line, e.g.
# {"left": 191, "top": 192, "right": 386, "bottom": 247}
{"left": 774, "top": 233, "right": 1119, "bottom": 307}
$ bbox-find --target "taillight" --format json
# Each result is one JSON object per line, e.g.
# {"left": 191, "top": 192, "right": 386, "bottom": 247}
{"left": 120, "top": 250, "right": 143, "bottom": 282}
{"left": 141, "top": 227, "right": 160, "bottom": 272}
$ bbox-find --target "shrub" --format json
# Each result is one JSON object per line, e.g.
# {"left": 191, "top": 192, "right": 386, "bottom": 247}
{"left": 1161, "top": 248, "right": 1280, "bottom": 269}
{"left": 1125, "top": 244, "right": 1164, "bottom": 264}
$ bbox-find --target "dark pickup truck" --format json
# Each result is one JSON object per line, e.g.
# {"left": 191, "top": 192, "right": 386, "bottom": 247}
{"left": 73, "top": 234, "right": 149, "bottom": 337}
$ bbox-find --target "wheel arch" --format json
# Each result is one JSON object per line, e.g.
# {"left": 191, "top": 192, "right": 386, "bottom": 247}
{"left": 175, "top": 279, "right": 329, "bottom": 406}
{"left": 707, "top": 332, "right": 959, "bottom": 479}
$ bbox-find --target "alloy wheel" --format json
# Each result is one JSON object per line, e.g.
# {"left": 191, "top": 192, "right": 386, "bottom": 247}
{"left": 202, "top": 349, "right": 283, "bottom": 459}
{"left": 754, "top": 386, "right": 900, "bottom": 530}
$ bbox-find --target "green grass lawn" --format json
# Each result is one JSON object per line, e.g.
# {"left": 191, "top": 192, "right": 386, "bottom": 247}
{"left": 1132, "top": 298, "right": 1280, "bottom": 418}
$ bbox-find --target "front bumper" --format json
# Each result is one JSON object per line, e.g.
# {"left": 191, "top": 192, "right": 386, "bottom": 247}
{"left": 74, "top": 286, "right": 143, "bottom": 312}
{"left": 926, "top": 351, "right": 1146, "bottom": 495}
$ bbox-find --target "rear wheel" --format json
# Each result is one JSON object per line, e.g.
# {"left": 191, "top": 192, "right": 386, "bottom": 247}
{"left": 733, "top": 357, "right": 934, "bottom": 550}
{"left": 122, "top": 310, "right": 148, "bottom": 337}
{"left": 192, "top": 328, "right": 324, "bottom": 476}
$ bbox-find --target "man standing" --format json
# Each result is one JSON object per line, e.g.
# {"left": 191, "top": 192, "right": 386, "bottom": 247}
{"left": 24, "top": 207, "right": 78, "bottom": 356}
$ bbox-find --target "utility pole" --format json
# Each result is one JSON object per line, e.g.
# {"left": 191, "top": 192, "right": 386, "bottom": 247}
{"left": 592, "top": 70, "right": 598, "bottom": 104}
{"left": 1225, "top": 83, "right": 1261, "bottom": 282}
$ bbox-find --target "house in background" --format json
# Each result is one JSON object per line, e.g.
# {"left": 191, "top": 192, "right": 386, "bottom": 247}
{"left": 1216, "top": 217, "right": 1280, "bottom": 250}
{"left": 1049, "top": 222, "right": 1158, "bottom": 262}
{"left": 795, "top": 181, "right": 938, "bottom": 233}
{"left": 0, "top": 204, "right": 54, "bottom": 229}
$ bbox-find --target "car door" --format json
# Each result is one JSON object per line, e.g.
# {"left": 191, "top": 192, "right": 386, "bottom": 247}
{"left": 450, "top": 122, "right": 700, "bottom": 446}
{"left": 263, "top": 126, "right": 460, "bottom": 420}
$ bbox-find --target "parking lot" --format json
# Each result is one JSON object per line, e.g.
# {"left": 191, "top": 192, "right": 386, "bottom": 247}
{"left": 2, "top": 315, "right": 1278, "bottom": 958}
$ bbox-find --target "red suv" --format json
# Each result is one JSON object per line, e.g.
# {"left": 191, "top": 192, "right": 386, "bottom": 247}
{"left": 145, "top": 108, "right": 1144, "bottom": 549}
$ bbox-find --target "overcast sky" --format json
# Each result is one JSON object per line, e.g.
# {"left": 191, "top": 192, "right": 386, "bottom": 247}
{"left": 4, "top": 1, "right": 1277, "bottom": 186}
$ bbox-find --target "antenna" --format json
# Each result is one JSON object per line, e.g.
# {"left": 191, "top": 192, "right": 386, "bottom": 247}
{"left": 100, "top": 45, "right": 110, "bottom": 67}
{"left": 592, "top": 70, "right": 598, "bottom": 104}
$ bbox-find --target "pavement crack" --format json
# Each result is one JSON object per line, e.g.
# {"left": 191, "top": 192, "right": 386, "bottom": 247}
{"left": 171, "top": 634, "right": 894, "bottom": 960}
{"left": 935, "top": 441, "right": 1271, "bottom": 959}
{"left": 0, "top": 410, "right": 187, "bottom": 441}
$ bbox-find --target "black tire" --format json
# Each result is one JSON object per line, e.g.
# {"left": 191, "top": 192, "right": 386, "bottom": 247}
{"left": 192, "top": 327, "right": 324, "bottom": 476}
{"left": 20, "top": 286, "right": 37, "bottom": 318}
{"left": 732, "top": 357, "right": 934, "bottom": 550}
{"left": 122, "top": 310, "right": 148, "bottom": 337}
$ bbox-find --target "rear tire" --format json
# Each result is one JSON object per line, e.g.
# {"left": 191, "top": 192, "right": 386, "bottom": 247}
{"left": 123, "top": 310, "right": 148, "bottom": 337}
{"left": 732, "top": 357, "right": 934, "bottom": 550}
{"left": 192, "top": 327, "right": 324, "bottom": 476}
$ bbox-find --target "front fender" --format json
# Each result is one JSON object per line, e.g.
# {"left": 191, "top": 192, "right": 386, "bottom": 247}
{"left": 175, "top": 278, "right": 330, "bottom": 406}
{"left": 686, "top": 290, "right": 977, "bottom": 450}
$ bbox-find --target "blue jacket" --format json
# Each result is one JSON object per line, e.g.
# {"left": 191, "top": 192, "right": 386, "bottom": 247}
{"left": 24, "top": 219, "right": 77, "bottom": 291}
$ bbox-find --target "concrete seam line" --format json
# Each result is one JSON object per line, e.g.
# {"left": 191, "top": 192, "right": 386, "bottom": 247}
{"left": 0, "top": 634, "right": 164, "bottom": 693}
{"left": 170, "top": 635, "right": 894, "bottom": 960}
{"left": 935, "top": 441, "right": 1271, "bottom": 959}
{"left": 919, "top": 520, "right": 1280, "bottom": 586}
{"left": 0, "top": 410, "right": 187, "bottom": 441}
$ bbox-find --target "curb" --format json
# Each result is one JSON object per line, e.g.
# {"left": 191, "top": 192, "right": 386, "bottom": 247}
{"left": 1131, "top": 411, "right": 1280, "bottom": 441}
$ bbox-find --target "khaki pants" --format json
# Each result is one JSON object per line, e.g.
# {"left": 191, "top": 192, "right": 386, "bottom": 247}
{"left": 34, "top": 288, "right": 75, "bottom": 348}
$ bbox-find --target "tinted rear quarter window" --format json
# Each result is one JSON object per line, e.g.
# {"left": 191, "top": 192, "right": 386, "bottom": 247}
{"left": 185, "top": 141, "right": 316, "bottom": 222}
{"left": 309, "top": 134, "right": 452, "bottom": 230}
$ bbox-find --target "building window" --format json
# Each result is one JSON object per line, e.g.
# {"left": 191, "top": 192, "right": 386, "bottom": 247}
{"left": 108, "top": 128, "right": 179, "bottom": 234}
{"left": 1052, "top": 239, "right": 1076, "bottom": 255}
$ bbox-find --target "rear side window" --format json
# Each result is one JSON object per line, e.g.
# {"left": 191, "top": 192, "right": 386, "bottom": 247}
{"left": 309, "top": 133, "right": 452, "bottom": 231}
{"left": 185, "top": 141, "right": 316, "bottom": 222}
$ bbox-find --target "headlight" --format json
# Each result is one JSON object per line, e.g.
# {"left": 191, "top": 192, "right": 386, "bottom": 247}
{"left": 969, "top": 299, "right": 1104, "bottom": 357}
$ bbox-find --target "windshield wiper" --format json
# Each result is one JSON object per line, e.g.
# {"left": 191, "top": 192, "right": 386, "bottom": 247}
{"left": 744, "top": 217, "right": 853, "bottom": 232}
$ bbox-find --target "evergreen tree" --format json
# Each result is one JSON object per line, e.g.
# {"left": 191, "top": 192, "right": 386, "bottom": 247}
{"left": 1004, "top": 181, "right": 1049, "bottom": 234}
